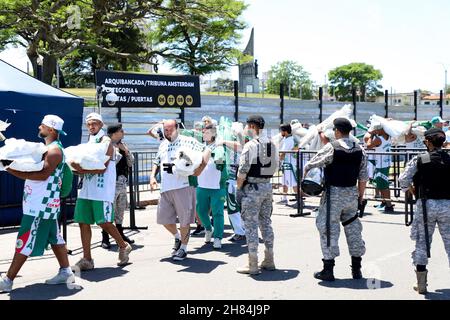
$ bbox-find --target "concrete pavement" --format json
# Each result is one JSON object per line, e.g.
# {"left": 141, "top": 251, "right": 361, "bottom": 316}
{"left": 0, "top": 196, "right": 449, "bottom": 300}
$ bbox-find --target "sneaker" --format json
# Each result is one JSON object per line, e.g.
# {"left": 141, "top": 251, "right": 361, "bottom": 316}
{"left": 276, "top": 199, "right": 288, "bottom": 205}
{"left": 117, "top": 243, "right": 132, "bottom": 266}
{"left": 0, "top": 276, "right": 13, "bottom": 293}
{"left": 205, "top": 227, "right": 214, "bottom": 243}
{"left": 101, "top": 242, "right": 111, "bottom": 249}
{"left": 288, "top": 202, "right": 299, "bottom": 209}
{"left": 71, "top": 258, "right": 94, "bottom": 272}
{"left": 374, "top": 202, "right": 386, "bottom": 209}
{"left": 45, "top": 271, "right": 75, "bottom": 285}
{"left": 171, "top": 238, "right": 182, "bottom": 256}
{"left": 172, "top": 248, "right": 187, "bottom": 261}
{"left": 229, "top": 234, "right": 246, "bottom": 242}
{"left": 213, "top": 238, "right": 222, "bottom": 249}
{"left": 191, "top": 225, "right": 205, "bottom": 236}
{"left": 383, "top": 205, "right": 395, "bottom": 213}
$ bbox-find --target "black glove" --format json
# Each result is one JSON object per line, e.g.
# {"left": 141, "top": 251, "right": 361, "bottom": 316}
{"left": 236, "top": 188, "right": 246, "bottom": 207}
{"left": 358, "top": 196, "right": 367, "bottom": 218}
{"left": 163, "top": 163, "right": 175, "bottom": 174}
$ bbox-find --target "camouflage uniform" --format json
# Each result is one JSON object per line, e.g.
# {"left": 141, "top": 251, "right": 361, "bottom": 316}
{"left": 399, "top": 156, "right": 450, "bottom": 267}
{"left": 113, "top": 146, "right": 134, "bottom": 225}
{"left": 114, "top": 175, "right": 128, "bottom": 225}
{"left": 238, "top": 135, "right": 279, "bottom": 256}
{"left": 305, "top": 138, "right": 368, "bottom": 260}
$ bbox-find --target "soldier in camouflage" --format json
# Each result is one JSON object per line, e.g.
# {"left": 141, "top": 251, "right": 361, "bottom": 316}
{"left": 304, "top": 118, "right": 368, "bottom": 282}
{"left": 399, "top": 128, "right": 450, "bottom": 294}
{"left": 100, "top": 124, "right": 135, "bottom": 249}
{"left": 235, "top": 115, "right": 279, "bottom": 275}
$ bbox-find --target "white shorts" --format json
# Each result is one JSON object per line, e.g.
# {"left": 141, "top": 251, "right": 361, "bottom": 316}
{"left": 282, "top": 169, "right": 297, "bottom": 188}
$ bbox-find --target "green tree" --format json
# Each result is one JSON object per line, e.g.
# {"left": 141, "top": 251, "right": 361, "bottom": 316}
{"left": 1, "top": 0, "right": 246, "bottom": 85}
{"left": 153, "top": 0, "right": 248, "bottom": 75}
{"left": 266, "top": 60, "right": 314, "bottom": 99}
{"left": 212, "top": 78, "right": 234, "bottom": 92}
{"left": 328, "top": 62, "right": 383, "bottom": 102}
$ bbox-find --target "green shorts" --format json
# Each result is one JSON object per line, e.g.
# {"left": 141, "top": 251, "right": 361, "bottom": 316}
{"left": 16, "top": 215, "right": 65, "bottom": 257}
{"left": 74, "top": 199, "right": 115, "bottom": 225}
{"left": 374, "top": 167, "right": 390, "bottom": 190}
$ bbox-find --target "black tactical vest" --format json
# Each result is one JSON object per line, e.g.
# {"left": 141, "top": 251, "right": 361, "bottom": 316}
{"left": 247, "top": 139, "right": 276, "bottom": 178}
{"left": 413, "top": 150, "right": 450, "bottom": 200}
{"left": 116, "top": 149, "right": 129, "bottom": 179}
{"left": 324, "top": 141, "right": 363, "bottom": 187}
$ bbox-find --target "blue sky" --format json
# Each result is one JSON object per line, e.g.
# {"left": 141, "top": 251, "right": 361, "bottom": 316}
{"left": 1, "top": 0, "right": 449, "bottom": 92}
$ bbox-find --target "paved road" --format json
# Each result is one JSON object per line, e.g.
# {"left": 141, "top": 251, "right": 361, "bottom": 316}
{"left": 0, "top": 196, "right": 449, "bottom": 300}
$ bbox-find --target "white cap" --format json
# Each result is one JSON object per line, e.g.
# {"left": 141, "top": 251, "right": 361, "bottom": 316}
{"left": 42, "top": 115, "right": 67, "bottom": 136}
{"left": 85, "top": 112, "right": 103, "bottom": 123}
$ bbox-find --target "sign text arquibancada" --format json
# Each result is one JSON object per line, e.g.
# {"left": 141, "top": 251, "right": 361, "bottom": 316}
{"left": 95, "top": 70, "right": 201, "bottom": 108}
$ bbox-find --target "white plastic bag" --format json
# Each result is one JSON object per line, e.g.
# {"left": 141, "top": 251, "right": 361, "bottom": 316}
{"left": 369, "top": 114, "right": 409, "bottom": 139}
{"left": 0, "top": 138, "right": 47, "bottom": 172}
{"left": 8, "top": 160, "right": 45, "bottom": 172}
{"left": 0, "top": 138, "right": 47, "bottom": 162}
{"left": 317, "top": 104, "right": 354, "bottom": 132}
{"left": 65, "top": 143, "right": 110, "bottom": 170}
{"left": 0, "top": 120, "right": 10, "bottom": 141}
{"left": 172, "top": 147, "right": 203, "bottom": 177}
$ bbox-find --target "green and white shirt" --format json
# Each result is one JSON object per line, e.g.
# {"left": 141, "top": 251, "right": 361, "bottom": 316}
{"left": 79, "top": 133, "right": 116, "bottom": 202}
{"left": 22, "top": 141, "right": 64, "bottom": 220}
{"left": 198, "top": 142, "right": 227, "bottom": 189}
{"left": 154, "top": 135, "right": 205, "bottom": 193}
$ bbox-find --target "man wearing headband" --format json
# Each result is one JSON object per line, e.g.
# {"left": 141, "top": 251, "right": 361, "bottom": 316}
{"left": 399, "top": 128, "right": 450, "bottom": 294}
{"left": 0, "top": 115, "right": 75, "bottom": 293}
{"left": 304, "top": 118, "right": 368, "bottom": 282}
{"left": 70, "top": 113, "right": 132, "bottom": 272}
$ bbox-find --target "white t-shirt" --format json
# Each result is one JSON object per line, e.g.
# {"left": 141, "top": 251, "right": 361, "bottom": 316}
{"left": 280, "top": 135, "right": 295, "bottom": 164}
{"left": 198, "top": 143, "right": 221, "bottom": 189}
{"left": 374, "top": 135, "right": 392, "bottom": 168}
{"left": 405, "top": 137, "right": 425, "bottom": 150}
{"left": 78, "top": 134, "right": 116, "bottom": 202}
{"left": 155, "top": 135, "right": 205, "bottom": 193}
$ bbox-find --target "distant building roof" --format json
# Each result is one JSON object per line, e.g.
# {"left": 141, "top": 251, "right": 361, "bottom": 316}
{"left": 422, "top": 94, "right": 450, "bottom": 101}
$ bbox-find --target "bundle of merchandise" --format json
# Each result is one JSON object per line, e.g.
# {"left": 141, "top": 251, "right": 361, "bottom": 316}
{"left": 0, "top": 138, "right": 47, "bottom": 171}
{"left": 65, "top": 143, "right": 110, "bottom": 170}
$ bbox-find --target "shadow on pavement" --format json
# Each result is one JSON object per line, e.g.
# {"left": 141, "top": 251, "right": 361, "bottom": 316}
{"left": 190, "top": 242, "right": 248, "bottom": 258}
{"left": 107, "top": 244, "right": 145, "bottom": 253}
{"left": 8, "top": 283, "right": 83, "bottom": 300}
{"left": 252, "top": 269, "right": 300, "bottom": 282}
{"left": 425, "top": 289, "right": 450, "bottom": 300}
{"left": 160, "top": 257, "right": 226, "bottom": 274}
{"left": 76, "top": 267, "right": 129, "bottom": 283}
{"left": 318, "top": 278, "right": 394, "bottom": 290}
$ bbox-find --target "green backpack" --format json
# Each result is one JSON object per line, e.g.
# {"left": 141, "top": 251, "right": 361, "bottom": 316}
{"left": 54, "top": 141, "right": 74, "bottom": 199}
{"left": 60, "top": 163, "right": 74, "bottom": 198}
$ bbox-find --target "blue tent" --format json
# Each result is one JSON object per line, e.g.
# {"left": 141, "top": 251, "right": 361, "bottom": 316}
{"left": 0, "top": 59, "right": 84, "bottom": 227}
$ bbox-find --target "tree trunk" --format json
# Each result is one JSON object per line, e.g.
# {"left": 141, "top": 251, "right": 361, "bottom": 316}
{"left": 42, "top": 55, "right": 57, "bottom": 85}
{"left": 361, "top": 86, "right": 367, "bottom": 102}
{"left": 58, "top": 66, "right": 67, "bottom": 88}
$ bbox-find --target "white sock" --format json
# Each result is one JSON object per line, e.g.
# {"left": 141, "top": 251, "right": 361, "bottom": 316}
{"left": 174, "top": 232, "right": 181, "bottom": 240}
{"left": 180, "top": 244, "right": 187, "bottom": 251}
{"left": 60, "top": 267, "right": 73, "bottom": 275}
{"left": 4, "top": 276, "right": 13, "bottom": 284}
